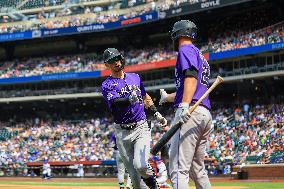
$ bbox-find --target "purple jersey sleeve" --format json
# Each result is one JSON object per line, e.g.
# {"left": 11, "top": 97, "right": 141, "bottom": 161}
{"left": 101, "top": 80, "right": 120, "bottom": 108}
{"left": 178, "top": 46, "right": 199, "bottom": 72}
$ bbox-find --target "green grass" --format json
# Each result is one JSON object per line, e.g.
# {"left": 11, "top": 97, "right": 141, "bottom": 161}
{"left": 211, "top": 182, "right": 284, "bottom": 189}
{"left": 0, "top": 180, "right": 282, "bottom": 188}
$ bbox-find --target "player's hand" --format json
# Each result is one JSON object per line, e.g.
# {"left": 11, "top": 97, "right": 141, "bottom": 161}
{"left": 159, "top": 89, "right": 168, "bottom": 105}
{"left": 154, "top": 112, "right": 168, "bottom": 127}
{"left": 129, "top": 86, "right": 139, "bottom": 104}
{"left": 173, "top": 103, "right": 191, "bottom": 125}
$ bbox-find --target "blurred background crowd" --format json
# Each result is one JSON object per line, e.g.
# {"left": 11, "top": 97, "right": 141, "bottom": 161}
{"left": 0, "top": 21, "right": 283, "bottom": 79}
{"left": 0, "top": 103, "right": 283, "bottom": 175}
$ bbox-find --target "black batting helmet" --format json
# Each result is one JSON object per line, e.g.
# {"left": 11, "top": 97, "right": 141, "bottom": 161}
{"left": 103, "top": 48, "right": 124, "bottom": 64}
{"left": 170, "top": 20, "right": 197, "bottom": 41}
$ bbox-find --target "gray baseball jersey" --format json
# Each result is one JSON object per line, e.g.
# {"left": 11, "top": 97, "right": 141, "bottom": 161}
{"left": 170, "top": 44, "right": 213, "bottom": 189}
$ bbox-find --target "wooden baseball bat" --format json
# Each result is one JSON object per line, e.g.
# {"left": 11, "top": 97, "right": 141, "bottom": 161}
{"left": 151, "top": 76, "right": 224, "bottom": 155}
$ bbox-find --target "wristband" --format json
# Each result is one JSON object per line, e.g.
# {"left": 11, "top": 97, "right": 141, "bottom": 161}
{"left": 149, "top": 105, "right": 158, "bottom": 114}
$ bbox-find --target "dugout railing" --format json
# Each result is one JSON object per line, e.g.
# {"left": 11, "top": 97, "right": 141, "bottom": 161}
{"left": 0, "top": 159, "right": 233, "bottom": 178}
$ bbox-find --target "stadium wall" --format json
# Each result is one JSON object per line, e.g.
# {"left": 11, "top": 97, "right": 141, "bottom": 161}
{"left": 233, "top": 164, "right": 284, "bottom": 179}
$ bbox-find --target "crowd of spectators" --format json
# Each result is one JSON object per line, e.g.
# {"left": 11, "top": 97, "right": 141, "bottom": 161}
{"left": 1, "top": 0, "right": 271, "bottom": 33}
{"left": 0, "top": 3, "right": 283, "bottom": 80}
{"left": 0, "top": 0, "right": 279, "bottom": 35}
{"left": 206, "top": 103, "right": 284, "bottom": 175}
{"left": 0, "top": 46, "right": 175, "bottom": 79}
{"left": 200, "top": 23, "right": 284, "bottom": 53}
{"left": 200, "top": 8, "right": 283, "bottom": 52}
{"left": 0, "top": 117, "right": 115, "bottom": 171}
{"left": 0, "top": 21, "right": 283, "bottom": 79}
{"left": 0, "top": 54, "right": 104, "bottom": 79}
{"left": 158, "top": 0, "right": 198, "bottom": 11}
{"left": 0, "top": 103, "right": 283, "bottom": 175}
{"left": 0, "top": 0, "right": 158, "bottom": 34}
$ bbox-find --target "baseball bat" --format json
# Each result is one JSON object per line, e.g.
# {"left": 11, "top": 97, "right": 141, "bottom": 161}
{"left": 151, "top": 76, "right": 224, "bottom": 155}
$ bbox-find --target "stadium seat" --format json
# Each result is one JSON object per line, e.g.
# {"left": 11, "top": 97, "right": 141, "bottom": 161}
{"left": 226, "top": 71, "right": 234, "bottom": 76}
{"left": 250, "top": 66, "right": 258, "bottom": 73}
{"left": 243, "top": 68, "right": 251, "bottom": 74}
{"left": 266, "top": 64, "right": 275, "bottom": 71}
{"left": 234, "top": 68, "right": 243, "bottom": 75}
{"left": 0, "top": 0, "right": 20, "bottom": 8}
{"left": 19, "top": 0, "right": 65, "bottom": 10}
{"left": 246, "top": 156, "right": 260, "bottom": 164}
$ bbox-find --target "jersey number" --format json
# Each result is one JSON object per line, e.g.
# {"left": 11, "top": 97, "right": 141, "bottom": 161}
{"left": 201, "top": 64, "right": 210, "bottom": 88}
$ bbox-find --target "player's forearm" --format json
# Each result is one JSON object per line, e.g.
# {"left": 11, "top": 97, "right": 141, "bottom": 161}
{"left": 166, "top": 92, "right": 176, "bottom": 103}
{"left": 182, "top": 77, "right": 197, "bottom": 104}
{"left": 143, "top": 93, "right": 154, "bottom": 108}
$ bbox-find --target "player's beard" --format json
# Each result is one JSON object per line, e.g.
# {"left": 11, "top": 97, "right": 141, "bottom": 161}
{"left": 113, "top": 65, "right": 123, "bottom": 72}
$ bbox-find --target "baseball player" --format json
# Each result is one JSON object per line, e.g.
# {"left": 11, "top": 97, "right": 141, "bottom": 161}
{"left": 149, "top": 156, "right": 170, "bottom": 188}
{"left": 159, "top": 20, "right": 213, "bottom": 189}
{"left": 102, "top": 48, "right": 167, "bottom": 189}
{"left": 77, "top": 163, "right": 84, "bottom": 177}
{"left": 42, "top": 159, "right": 51, "bottom": 179}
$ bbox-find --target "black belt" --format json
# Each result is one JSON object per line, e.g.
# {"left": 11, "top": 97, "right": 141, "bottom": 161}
{"left": 119, "top": 120, "right": 146, "bottom": 130}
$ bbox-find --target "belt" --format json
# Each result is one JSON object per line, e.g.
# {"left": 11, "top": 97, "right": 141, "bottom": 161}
{"left": 118, "top": 120, "right": 146, "bottom": 130}
{"left": 189, "top": 103, "right": 210, "bottom": 111}
{"left": 174, "top": 103, "right": 210, "bottom": 112}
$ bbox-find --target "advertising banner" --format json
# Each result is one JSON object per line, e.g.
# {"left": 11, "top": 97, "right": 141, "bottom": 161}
{"left": 0, "top": 71, "right": 101, "bottom": 85}
{"left": 0, "top": 11, "right": 158, "bottom": 42}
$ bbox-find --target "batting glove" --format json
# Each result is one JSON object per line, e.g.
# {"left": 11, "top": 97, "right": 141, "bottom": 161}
{"left": 154, "top": 112, "right": 168, "bottom": 127}
{"left": 159, "top": 89, "right": 168, "bottom": 105}
{"left": 173, "top": 103, "right": 191, "bottom": 125}
{"left": 128, "top": 86, "right": 139, "bottom": 104}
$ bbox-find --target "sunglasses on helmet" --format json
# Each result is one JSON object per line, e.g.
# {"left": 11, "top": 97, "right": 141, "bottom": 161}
{"left": 107, "top": 55, "right": 122, "bottom": 64}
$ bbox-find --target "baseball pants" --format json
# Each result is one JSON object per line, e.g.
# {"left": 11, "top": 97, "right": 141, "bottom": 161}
{"left": 115, "top": 120, "right": 151, "bottom": 189}
{"left": 169, "top": 106, "right": 213, "bottom": 189}
{"left": 115, "top": 150, "right": 126, "bottom": 184}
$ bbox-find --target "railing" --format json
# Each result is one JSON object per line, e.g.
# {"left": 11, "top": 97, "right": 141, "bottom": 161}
{"left": 211, "top": 61, "right": 284, "bottom": 78}
{"left": 0, "top": 158, "right": 229, "bottom": 177}
{"left": 0, "top": 86, "right": 101, "bottom": 98}
{"left": 0, "top": 163, "right": 116, "bottom": 177}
